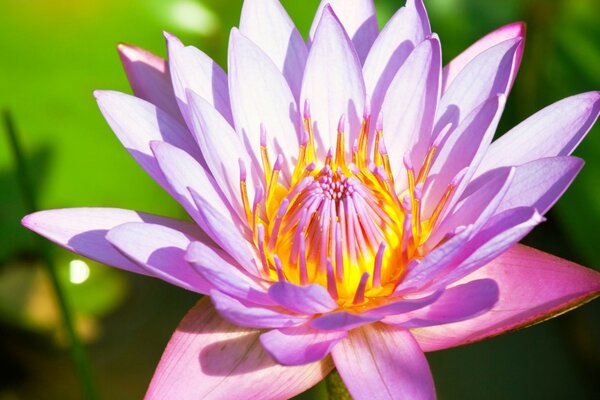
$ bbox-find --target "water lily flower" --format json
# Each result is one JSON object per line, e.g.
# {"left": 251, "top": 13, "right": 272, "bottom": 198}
{"left": 22, "top": 0, "right": 600, "bottom": 398}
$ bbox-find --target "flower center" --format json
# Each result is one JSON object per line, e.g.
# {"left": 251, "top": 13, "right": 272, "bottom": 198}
{"left": 239, "top": 103, "right": 456, "bottom": 307}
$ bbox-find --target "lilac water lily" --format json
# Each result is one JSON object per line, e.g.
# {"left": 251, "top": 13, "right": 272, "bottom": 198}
{"left": 23, "top": 0, "right": 600, "bottom": 398}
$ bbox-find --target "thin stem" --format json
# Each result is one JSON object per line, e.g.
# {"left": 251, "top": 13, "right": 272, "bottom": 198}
{"left": 325, "top": 369, "right": 352, "bottom": 400}
{"left": 3, "top": 110, "right": 98, "bottom": 400}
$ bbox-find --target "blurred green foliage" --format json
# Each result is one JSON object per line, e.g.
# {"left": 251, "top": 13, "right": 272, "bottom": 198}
{"left": 0, "top": 0, "right": 598, "bottom": 399}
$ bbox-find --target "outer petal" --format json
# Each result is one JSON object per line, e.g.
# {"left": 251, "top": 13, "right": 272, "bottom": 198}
{"left": 382, "top": 36, "right": 441, "bottom": 181}
{"left": 412, "top": 244, "right": 600, "bottom": 352}
{"left": 94, "top": 90, "right": 202, "bottom": 196}
{"left": 432, "top": 207, "right": 544, "bottom": 289}
{"left": 186, "top": 89, "right": 256, "bottom": 222}
{"left": 477, "top": 91, "right": 600, "bottom": 174}
{"left": 21, "top": 208, "right": 204, "bottom": 276}
{"left": 146, "top": 297, "right": 333, "bottom": 400}
{"left": 424, "top": 95, "right": 505, "bottom": 218}
{"left": 442, "top": 22, "right": 525, "bottom": 93}
{"left": 210, "top": 290, "right": 307, "bottom": 329}
{"left": 309, "top": 0, "right": 379, "bottom": 63}
{"left": 166, "top": 33, "right": 232, "bottom": 125}
{"left": 363, "top": 0, "right": 430, "bottom": 123}
{"left": 260, "top": 324, "right": 347, "bottom": 366}
{"left": 188, "top": 188, "right": 258, "bottom": 276}
{"left": 332, "top": 324, "right": 435, "bottom": 400}
{"left": 385, "top": 279, "right": 499, "bottom": 328}
{"left": 301, "top": 6, "right": 366, "bottom": 157}
{"left": 185, "top": 241, "right": 273, "bottom": 306}
{"left": 495, "top": 156, "right": 584, "bottom": 215}
{"left": 117, "top": 44, "right": 181, "bottom": 120}
{"left": 228, "top": 29, "right": 301, "bottom": 180}
{"left": 150, "top": 141, "right": 238, "bottom": 226}
{"left": 434, "top": 39, "right": 522, "bottom": 142}
{"left": 239, "top": 0, "right": 308, "bottom": 99}
{"left": 268, "top": 282, "right": 338, "bottom": 314}
{"left": 106, "top": 222, "right": 211, "bottom": 294}
{"left": 426, "top": 166, "right": 514, "bottom": 247}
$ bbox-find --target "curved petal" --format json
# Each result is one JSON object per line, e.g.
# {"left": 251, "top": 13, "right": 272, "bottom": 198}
{"left": 239, "top": 0, "right": 307, "bottom": 99}
{"left": 185, "top": 241, "right": 273, "bottom": 306}
{"left": 210, "top": 290, "right": 307, "bottom": 329}
{"left": 426, "top": 166, "right": 514, "bottom": 247}
{"left": 432, "top": 207, "right": 544, "bottom": 289}
{"left": 309, "top": 0, "right": 379, "bottom": 63}
{"left": 166, "top": 33, "right": 232, "bottom": 125}
{"left": 477, "top": 91, "right": 600, "bottom": 174}
{"left": 94, "top": 90, "right": 202, "bottom": 197}
{"left": 382, "top": 36, "right": 441, "bottom": 182}
{"left": 332, "top": 325, "right": 435, "bottom": 400}
{"left": 301, "top": 6, "right": 366, "bottom": 157}
{"left": 442, "top": 22, "right": 525, "bottom": 93}
{"left": 260, "top": 324, "right": 347, "bottom": 366}
{"left": 385, "top": 279, "right": 499, "bottom": 328}
{"left": 310, "top": 312, "right": 380, "bottom": 332}
{"left": 423, "top": 95, "right": 505, "bottom": 218}
{"left": 146, "top": 297, "right": 333, "bottom": 400}
{"left": 21, "top": 208, "right": 204, "bottom": 276}
{"left": 268, "top": 282, "right": 338, "bottom": 314}
{"left": 150, "top": 141, "right": 238, "bottom": 226}
{"left": 106, "top": 222, "right": 211, "bottom": 294}
{"left": 363, "top": 0, "right": 430, "bottom": 124}
{"left": 364, "top": 289, "right": 445, "bottom": 318}
{"left": 495, "top": 156, "right": 584, "bottom": 215}
{"left": 188, "top": 188, "right": 258, "bottom": 276}
{"left": 228, "top": 28, "right": 301, "bottom": 180}
{"left": 412, "top": 244, "right": 600, "bottom": 352}
{"left": 434, "top": 38, "right": 522, "bottom": 142}
{"left": 117, "top": 44, "right": 181, "bottom": 121}
{"left": 186, "top": 89, "right": 256, "bottom": 222}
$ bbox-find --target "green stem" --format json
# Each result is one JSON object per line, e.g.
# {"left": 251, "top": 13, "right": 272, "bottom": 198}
{"left": 325, "top": 369, "right": 352, "bottom": 399}
{"left": 3, "top": 110, "right": 98, "bottom": 400}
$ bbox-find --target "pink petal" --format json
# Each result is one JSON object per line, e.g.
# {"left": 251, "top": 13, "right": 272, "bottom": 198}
{"left": 309, "top": 0, "right": 379, "bottom": 63}
{"left": 239, "top": 0, "right": 308, "bottom": 99}
{"left": 412, "top": 244, "right": 600, "bottom": 352}
{"left": 146, "top": 297, "right": 333, "bottom": 400}
{"left": 363, "top": 0, "right": 430, "bottom": 125}
{"left": 185, "top": 89, "right": 256, "bottom": 222}
{"left": 301, "top": 6, "right": 366, "bottom": 157}
{"left": 94, "top": 90, "right": 202, "bottom": 197}
{"left": 495, "top": 156, "right": 584, "bottom": 215}
{"left": 385, "top": 279, "right": 499, "bottom": 328}
{"left": 106, "top": 222, "right": 211, "bottom": 294}
{"left": 434, "top": 38, "right": 522, "bottom": 142}
{"left": 166, "top": 32, "right": 232, "bottom": 126}
{"left": 364, "top": 289, "right": 444, "bottom": 318}
{"left": 260, "top": 324, "right": 347, "bottom": 366}
{"left": 268, "top": 282, "right": 338, "bottom": 314}
{"left": 149, "top": 140, "right": 239, "bottom": 227}
{"left": 477, "top": 91, "right": 600, "bottom": 173}
{"left": 332, "top": 325, "right": 435, "bottom": 400}
{"left": 185, "top": 241, "right": 273, "bottom": 306}
{"left": 442, "top": 22, "right": 525, "bottom": 93}
{"left": 382, "top": 36, "right": 441, "bottom": 183}
{"left": 188, "top": 188, "right": 258, "bottom": 276}
{"left": 117, "top": 44, "right": 181, "bottom": 121}
{"left": 432, "top": 207, "right": 544, "bottom": 289}
{"left": 427, "top": 166, "right": 514, "bottom": 246}
{"left": 210, "top": 290, "right": 307, "bottom": 329}
{"left": 228, "top": 29, "right": 301, "bottom": 180}
{"left": 424, "top": 95, "right": 505, "bottom": 218}
{"left": 310, "top": 312, "right": 380, "bottom": 332}
{"left": 22, "top": 208, "right": 203, "bottom": 276}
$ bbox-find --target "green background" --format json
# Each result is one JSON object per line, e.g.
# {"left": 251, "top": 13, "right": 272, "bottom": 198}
{"left": 0, "top": 0, "right": 598, "bottom": 398}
